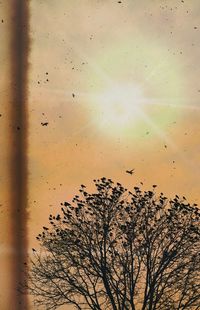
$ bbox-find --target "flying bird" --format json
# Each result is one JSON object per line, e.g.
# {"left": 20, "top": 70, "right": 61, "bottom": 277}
{"left": 126, "top": 169, "right": 135, "bottom": 175}
{"left": 41, "top": 122, "right": 48, "bottom": 126}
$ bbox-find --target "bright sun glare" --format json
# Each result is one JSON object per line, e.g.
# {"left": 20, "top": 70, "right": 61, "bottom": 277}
{"left": 80, "top": 37, "right": 186, "bottom": 139}
{"left": 94, "top": 84, "right": 145, "bottom": 128}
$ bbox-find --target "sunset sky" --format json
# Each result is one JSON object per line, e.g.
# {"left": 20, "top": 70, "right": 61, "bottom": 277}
{"left": 28, "top": 0, "right": 200, "bottom": 244}
{"left": 1, "top": 0, "right": 200, "bottom": 309}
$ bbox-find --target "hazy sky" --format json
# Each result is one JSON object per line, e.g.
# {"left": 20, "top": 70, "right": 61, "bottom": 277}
{"left": 29, "top": 0, "right": 200, "bottom": 245}
{"left": 28, "top": 2, "right": 200, "bottom": 306}
{"left": 1, "top": 1, "right": 200, "bottom": 309}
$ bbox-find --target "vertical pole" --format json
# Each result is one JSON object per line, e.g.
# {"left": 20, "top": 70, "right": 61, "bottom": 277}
{"left": 9, "top": 1, "right": 30, "bottom": 308}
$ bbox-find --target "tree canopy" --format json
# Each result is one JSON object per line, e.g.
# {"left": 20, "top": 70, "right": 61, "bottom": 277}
{"left": 23, "top": 178, "right": 200, "bottom": 309}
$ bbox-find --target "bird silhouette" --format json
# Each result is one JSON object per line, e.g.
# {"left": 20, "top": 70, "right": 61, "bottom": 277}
{"left": 41, "top": 122, "right": 48, "bottom": 126}
{"left": 126, "top": 169, "right": 135, "bottom": 175}
{"left": 163, "top": 249, "right": 169, "bottom": 258}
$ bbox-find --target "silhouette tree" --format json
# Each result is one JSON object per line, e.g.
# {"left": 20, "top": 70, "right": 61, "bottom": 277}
{"left": 23, "top": 178, "right": 200, "bottom": 309}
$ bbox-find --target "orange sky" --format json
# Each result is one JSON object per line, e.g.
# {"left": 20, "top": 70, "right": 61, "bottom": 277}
{"left": 28, "top": 0, "right": 200, "bottom": 240}
{"left": 1, "top": 1, "right": 200, "bottom": 309}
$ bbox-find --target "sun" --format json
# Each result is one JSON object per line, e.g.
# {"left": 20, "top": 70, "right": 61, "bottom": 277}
{"left": 80, "top": 36, "right": 185, "bottom": 139}
{"left": 91, "top": 83, "right": 146, "bottom": 132}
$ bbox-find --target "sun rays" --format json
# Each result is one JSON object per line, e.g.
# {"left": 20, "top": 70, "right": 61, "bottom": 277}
{"left": 31, "top": 32, "right": 200, "bottom": 167}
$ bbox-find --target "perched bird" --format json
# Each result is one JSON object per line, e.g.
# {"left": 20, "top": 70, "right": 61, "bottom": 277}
{"left": 126, "top": 169, "right": 135, "bottom": 175}
{"left": 163, "top": 249, "right": 169, "bottom": 258}
{"left": 41, "top": 122, "right": 48, "bottom": 126}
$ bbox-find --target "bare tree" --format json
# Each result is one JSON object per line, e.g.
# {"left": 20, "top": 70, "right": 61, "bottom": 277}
{"left": 23, "top": 178, "right": 200, "bottom": 309}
